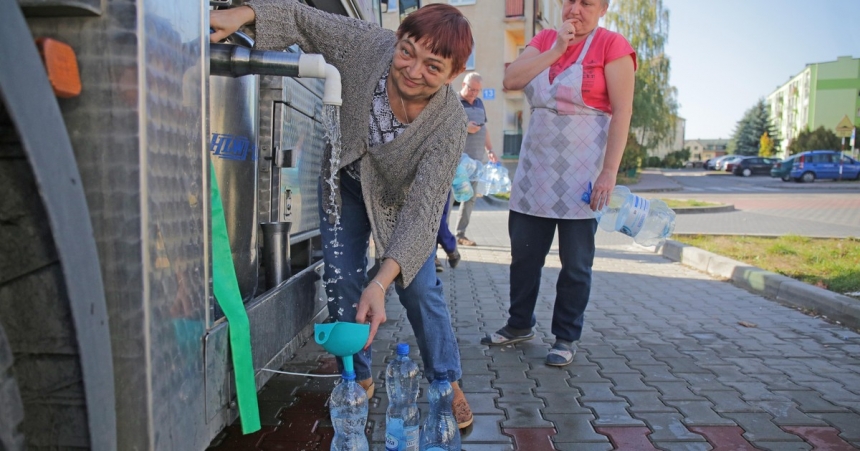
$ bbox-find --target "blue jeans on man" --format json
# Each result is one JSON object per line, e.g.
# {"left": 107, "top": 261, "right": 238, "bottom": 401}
{"left": 318, "top": 170, "right": 462, "bottom": 383}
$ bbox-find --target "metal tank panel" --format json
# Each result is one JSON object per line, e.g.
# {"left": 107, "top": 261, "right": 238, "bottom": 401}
{"left": 23, "top": 0, "right": 209, "bottom": 448}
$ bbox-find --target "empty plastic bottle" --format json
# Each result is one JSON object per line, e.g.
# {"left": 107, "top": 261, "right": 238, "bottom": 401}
{"left": 419, "top": 372, "right": 460, "bottom": 451}
{"left": 584, "top": 183, "right": 676, "bottom": 246}
{"left": 385, "top": 343, "right": 420, "bottom": 451}
{"left": 330, "top": 369, "right": 369, "bottom": 451}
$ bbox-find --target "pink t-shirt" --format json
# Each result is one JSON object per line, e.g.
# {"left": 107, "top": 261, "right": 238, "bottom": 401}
{"left": 529, "top": 27, "right": 636, "bottom": 114}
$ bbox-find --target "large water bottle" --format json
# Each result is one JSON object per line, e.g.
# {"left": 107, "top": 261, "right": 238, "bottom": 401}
{"left": 330, "top": 370, "right": 369, "bottom": 451}
{"left": 452, "top": 155, "right": 477, "bottom": 202}
{"left": 586, "top": 184, "right": 676, "bottom": 246}
{"left": 497, "top": 164, "right": 512, "bottom": 194}
{"left": 419, "top": 372, "right": 460, "bottom": 451}
{"left": 385, "top": 343, "right": 420, "bottom": 451}
{"left": 474, "top": 163, "right": 492, "bottom": 197}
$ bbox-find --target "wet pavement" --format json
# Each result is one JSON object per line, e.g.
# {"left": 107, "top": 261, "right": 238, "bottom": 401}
{"left": 208, "top": 190, "right": 860, "bottom": 450}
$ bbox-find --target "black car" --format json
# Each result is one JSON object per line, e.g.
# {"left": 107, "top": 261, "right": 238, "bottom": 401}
{"left": 733, "top": 157, "right": 777, "bottom": 176}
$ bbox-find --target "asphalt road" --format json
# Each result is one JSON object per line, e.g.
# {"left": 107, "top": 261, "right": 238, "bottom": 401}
{"left": 640, "top": 170, "right": 860, "bottom": 238}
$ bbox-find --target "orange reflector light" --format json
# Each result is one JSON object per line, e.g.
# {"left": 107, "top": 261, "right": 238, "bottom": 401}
{"left": 35, "top": 37, "right": 82, "bottom": 98}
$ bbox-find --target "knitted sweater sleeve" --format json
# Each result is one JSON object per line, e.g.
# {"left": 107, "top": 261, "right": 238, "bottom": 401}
{"left": 246, "top": 0, "right": 387, "bottom": 72}
{"left": 383, "top": 108, "right": 466, "bottom": 286}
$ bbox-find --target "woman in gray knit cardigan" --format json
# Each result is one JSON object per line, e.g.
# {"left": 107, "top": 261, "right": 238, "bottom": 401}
{"left": 211, "top": 1, "right": 474, "bottom": 428}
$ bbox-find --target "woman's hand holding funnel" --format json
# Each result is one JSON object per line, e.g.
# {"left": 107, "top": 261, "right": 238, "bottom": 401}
{"left": 356, "top": 258, "right": 400, "bottom": 349}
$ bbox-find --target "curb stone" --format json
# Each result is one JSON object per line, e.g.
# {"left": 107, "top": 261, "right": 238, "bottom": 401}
{"left": 658, "top": 239, "right": 860, "bottom": 329}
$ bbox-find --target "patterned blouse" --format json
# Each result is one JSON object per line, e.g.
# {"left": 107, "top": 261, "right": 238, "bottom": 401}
{"left": 344, "top": 69, "right": 408, "bottom": 181}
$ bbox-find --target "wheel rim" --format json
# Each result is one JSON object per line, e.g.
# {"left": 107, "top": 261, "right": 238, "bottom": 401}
{"left": 743, "top": 169, "right": 751, "bottom": 177}
{"left": 802, "top": 172, "right": 814, "bottom": 182}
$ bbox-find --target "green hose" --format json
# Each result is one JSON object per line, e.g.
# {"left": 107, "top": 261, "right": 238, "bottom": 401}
{"left": 209, "top": 162, "right": 261, "bottom": 434}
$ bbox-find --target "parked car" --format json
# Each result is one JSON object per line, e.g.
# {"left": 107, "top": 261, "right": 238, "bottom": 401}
{"left": 790, "top": 150, "right": 860, "bottom": 182}
{"left": 733, "top": 157, "right": 777, "bottom": 176}
{"left": 723, "top": 155, "right": 747, "bottom": 172}
{"left": 770, "top": 155, "right": 798, "bottom": 181}
{"left": 706, "top": 155, "right": 732, "bottom": 170}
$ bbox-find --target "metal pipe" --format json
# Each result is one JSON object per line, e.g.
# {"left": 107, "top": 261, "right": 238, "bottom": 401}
{"left": 260, "top": 221, "right": 291, "bottom": 289}
{"left": 210, "top": 43, "right": 342, "bottom": 105}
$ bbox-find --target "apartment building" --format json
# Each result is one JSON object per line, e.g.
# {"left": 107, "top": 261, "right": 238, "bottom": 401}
{"left": 382, "top": 0, "right": 564, "bottom": 157}
{"left": 767, "top": 55, "right": 860, "bottom": 158}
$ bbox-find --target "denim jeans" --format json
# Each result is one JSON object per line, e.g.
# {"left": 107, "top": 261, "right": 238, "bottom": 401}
{"left": 436, "top": 191, "right": 456, "bottom": 254}
{"left": 319, "top": 170, "right": 462, "bottom": 382}
{"left": 507, "top": 210, "right": 597, "bottom": 343}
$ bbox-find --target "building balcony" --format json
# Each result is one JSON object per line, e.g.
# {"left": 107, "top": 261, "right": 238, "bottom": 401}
{"left": 506, "top": 0, "right": 524, "bottom": 18}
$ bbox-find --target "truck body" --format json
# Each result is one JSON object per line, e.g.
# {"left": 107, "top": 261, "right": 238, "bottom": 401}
{"left": 0, "top": 0, "right": 383, "bottom": 449}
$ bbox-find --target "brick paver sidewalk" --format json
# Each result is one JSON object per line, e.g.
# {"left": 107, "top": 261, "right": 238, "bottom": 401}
{"left": 209, "top": 202, "right": 860, "bottom": 450}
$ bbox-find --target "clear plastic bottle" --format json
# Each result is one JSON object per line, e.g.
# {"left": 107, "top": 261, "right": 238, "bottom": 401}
{"left": 385, "top": 343, "right": 420, "bottom": 451}
{"left": 497, "top": 164, "right": 512, "bottom": 194}
{"left": 330, "top": 370, "right": 369, "bottom": 451}
{"left": 588, "top": 185, "right": 676, "bottom": 246}
{"left": 419, "top": 372, "right": 460, "bottom": 451}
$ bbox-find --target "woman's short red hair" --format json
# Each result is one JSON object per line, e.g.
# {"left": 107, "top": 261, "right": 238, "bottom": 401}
{"left": 396, "top": 4, "right": 473, "bottom": 73}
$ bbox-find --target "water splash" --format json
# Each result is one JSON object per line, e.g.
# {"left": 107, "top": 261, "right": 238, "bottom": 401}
{"left": 320, "top": 104, "right": 344, "bottom": 297}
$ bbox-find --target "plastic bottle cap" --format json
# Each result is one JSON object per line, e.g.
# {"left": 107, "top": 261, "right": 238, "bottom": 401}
{"left": 396, "top": 343, "right": 410, "bottom": 355}
{"left": 434, "top": 371, "right": 448, "bottom": 382}
{"left": 342, "top": 370, "right": 356, "bottom": 381}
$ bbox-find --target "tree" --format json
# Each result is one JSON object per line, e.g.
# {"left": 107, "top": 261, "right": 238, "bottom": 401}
{"left": 759, "top": 132, "right": 775, "bottom": 157}
{"left": 730, "top": 99, "right": 779, "bottom": 156}
{"left": 605, "top": 0, "right": 679, "bottom": 153}
{"left": 619, "top": 132, "right": 646, "bottom": 172}
{"left": 786, "top": 126, "right": 841, "bottom": 155}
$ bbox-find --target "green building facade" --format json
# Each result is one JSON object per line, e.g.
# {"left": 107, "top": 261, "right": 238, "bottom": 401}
{"left": 767, "top": 55, "right": 859, "bottom": 158}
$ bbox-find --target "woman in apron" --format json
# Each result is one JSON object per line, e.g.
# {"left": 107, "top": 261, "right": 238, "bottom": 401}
{"left": 481, "top": 0, "right": 636, "bottom": 366}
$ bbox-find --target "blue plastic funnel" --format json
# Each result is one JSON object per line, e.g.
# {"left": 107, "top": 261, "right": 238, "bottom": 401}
{"left": 314, "top": 321, "right": 370, "bottom": 374}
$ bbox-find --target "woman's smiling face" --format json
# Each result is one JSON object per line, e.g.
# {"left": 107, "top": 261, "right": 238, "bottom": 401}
{"left": 389, "top": 36, "right": 459, "bottom": 102}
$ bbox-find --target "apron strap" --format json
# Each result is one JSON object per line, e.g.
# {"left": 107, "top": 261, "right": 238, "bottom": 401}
{"left": 574, "top": 28, "right": 599, "bottom": 65}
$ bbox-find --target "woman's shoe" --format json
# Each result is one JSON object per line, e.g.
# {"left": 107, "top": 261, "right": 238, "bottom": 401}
{"left": 480, "top": 326, "right": 534, "bottom": 346}
{"left": 450, "top": 381, "right": 473, "bottom": 429}
{"left": 545, "top": 342, "right": 575, "bottom": 367}
{"left": 358, "top": 377, "right": 375, "bottom": 398}
{"left": 435, "top": 258, "right": 444, "bottom": 272}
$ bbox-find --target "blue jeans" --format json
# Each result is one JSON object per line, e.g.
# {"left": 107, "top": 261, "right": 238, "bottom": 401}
{"left": 507, "top": 210, "right": 597, "bottom": 343}
{"left": 436, "top": 192, "right": 456, "bottom": 254}
{"left": 319, "top": 170, "right": 462, "bottom": 382}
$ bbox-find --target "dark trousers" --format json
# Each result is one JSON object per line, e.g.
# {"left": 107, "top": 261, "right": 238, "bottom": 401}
{"left": 507, "top": 210, "right": 597, "bottom": 343}
{"left": 436, "top": 192, "right": 456, "bottom": 254}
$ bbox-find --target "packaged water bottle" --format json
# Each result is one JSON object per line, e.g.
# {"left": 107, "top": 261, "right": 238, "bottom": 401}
{"left": 419, "top": 372, "right": 460, "bottom": 451}
{"left": 497, "top": 165, "right": 512, "bottom": 194}
{"left": 474, "top": 163, "right": 492, "bottom": 197}
{"left": 385, "top": 343, "right": 420, "bottom": 451}
{"left": 458, "top": 154, "right": 478, "bottom": 179}
{"left": 584, "top": 183, "right": 676, "bottom": 246}
{"left": 330, "top": 370, "right": 369, "bottom": 451}
{"left": 452, "top": 174, "right": 473, "bottom": 202}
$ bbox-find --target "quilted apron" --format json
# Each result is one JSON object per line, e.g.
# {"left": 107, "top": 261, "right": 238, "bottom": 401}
{"left": 510, "top": 29, "right": 611, "bottom": 220}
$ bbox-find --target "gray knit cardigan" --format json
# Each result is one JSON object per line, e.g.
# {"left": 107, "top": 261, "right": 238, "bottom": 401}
{"left": 247, "top": 0, "right": 467, "bottom": 286}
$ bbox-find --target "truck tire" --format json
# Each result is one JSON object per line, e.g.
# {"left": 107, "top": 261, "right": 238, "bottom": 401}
{"left": 1, "top": 102, "right": 91, "bottom": 449}
{"left": 0, "top": 325, "right": 25, "bottom": 451}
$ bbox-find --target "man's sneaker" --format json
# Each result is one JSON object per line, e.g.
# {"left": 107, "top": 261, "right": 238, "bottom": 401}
{"left": 435, "top": 258, "right": 444, "bottom": 272}
{"left": 450, "top": 381, "right": 473, "bottom": 429}
{"left": 545, "top": 341, "right": 575, "bottom": 367}
{"left": 447, "top": 250, "right": 461, "bottom": 269}
{"left": 358, "top": 377, "right": 375, "bottom": 398}
{"left": 457, "top": 236, "right": 477, "bottom": 246}
{"left": 480, "top": 325, "right": 535, "bottom": 346}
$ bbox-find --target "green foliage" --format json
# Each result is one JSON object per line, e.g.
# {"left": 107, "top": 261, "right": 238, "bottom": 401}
{"left": 659, "top": 148, "right": 690, "bottom": 168}
{"left": 730, "top": 99, "right": 779, "bottom": 156}
{"left": 645, "top": 156, "right": 662, "bottom": 167}
{"left": 604, "top": 0, "right": 679, "bottom": 151}
{"left": 786, "top": 126, "right": 842, "bottom": 155}
{"left": 759, "top": 132, "right": 775, "bottom": 157}
{"left": 620, "top": 132, "right": 646, "bottom": 171}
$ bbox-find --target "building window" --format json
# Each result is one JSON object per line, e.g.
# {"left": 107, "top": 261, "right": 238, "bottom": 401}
{"left": 466, "top": 48, "right": 475, "bottom": 71}
{"left": 449, "top": 0, "right": 476, "bottom": 5}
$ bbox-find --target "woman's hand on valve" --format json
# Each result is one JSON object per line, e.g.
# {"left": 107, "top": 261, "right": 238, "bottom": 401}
{"left": 210, "top": 6, "right": 256, "bottom": 42}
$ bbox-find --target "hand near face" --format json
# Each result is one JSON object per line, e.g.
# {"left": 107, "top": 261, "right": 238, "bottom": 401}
{"left": 552, "top": 19, "right": 578, "bottom": 53}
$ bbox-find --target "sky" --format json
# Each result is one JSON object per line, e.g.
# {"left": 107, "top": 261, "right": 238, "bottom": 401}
{"left": 651, "top": 0, "right": 860, "bottom": 140}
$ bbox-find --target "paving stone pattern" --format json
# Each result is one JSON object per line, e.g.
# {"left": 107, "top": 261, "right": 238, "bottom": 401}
{"left": 208, "top": 202, "right": 860, "bottom": 450}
